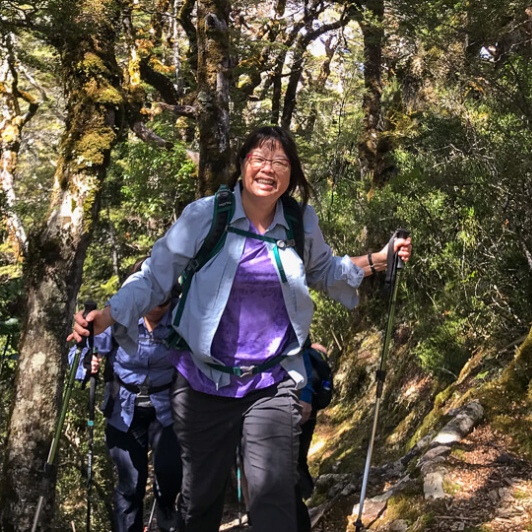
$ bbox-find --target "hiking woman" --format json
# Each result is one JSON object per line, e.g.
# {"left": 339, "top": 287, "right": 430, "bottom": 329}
{"left": 69, "top": 125, "right": 411, "bottom": 532}
{"left": 69, "top": 263, "right": 182, "bottom": 532}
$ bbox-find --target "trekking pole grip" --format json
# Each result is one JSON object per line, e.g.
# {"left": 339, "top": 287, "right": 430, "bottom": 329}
{"left": 395, "top": 228, "right": 410, "bottom": 270}
{"left": 83, "top": 299, "right": 97, "bottom": 337}
{"left": 77, "top": 300, "right": 97, "bottom": 349}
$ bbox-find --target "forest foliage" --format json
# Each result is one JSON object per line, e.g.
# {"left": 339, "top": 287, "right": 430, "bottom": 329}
{"left": 1, "top": 0, "right": 532, "bottom": 528}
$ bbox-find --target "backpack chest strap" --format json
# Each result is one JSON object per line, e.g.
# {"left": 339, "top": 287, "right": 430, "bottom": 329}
{"left": 206, "top": 352, "right": 286, "bottom": 378}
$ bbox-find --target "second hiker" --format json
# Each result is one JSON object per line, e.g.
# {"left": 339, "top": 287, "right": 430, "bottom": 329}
{"left": 70, "top": 259, "right": 182, "bottom": 532}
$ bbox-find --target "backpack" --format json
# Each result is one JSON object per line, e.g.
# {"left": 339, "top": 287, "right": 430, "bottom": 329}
{"left": 170, "top": 184, "right": 305, "bottom": 340}
{"left": 307, "top": 346, "right": 334, "bottom": 410}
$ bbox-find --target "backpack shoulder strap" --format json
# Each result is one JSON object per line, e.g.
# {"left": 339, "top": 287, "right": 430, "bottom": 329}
{"left": 103, "top": 335, "right": 119, "bottom": 383}
{"left": 172, "top": 185, "right": 235, "bottom": 330}
{"left": 281, "top": 195, "right": 304, "bottom": 261}
{"left": 190, "top": 185, "right": 234, "bottom": 272}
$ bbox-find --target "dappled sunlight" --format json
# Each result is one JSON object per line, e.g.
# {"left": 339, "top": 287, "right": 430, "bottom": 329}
{"left": 399, "top": 375, "right": 432, "bottom": 407}
{"left": 308, "top": 438, "right": 326, "bottom": 458}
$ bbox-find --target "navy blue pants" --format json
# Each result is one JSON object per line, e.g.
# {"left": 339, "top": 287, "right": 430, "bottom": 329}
{"left": 105, "top": 406, "right": 182, "bottom": 532}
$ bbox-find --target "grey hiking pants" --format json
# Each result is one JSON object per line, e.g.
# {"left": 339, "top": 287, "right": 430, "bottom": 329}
{"left": 171, "top": 373, "right": 301, "bottom": 532}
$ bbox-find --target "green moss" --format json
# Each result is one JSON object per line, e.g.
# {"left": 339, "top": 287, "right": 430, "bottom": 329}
{"left": 471, "top": 334, "right": 532, "bottom": 459}
{"left": 379, "top": 481, "right": 435, "bottom": 529}
{"left": 513, "top": 487, "right": 529, "bottom": 500}
{"left": 73, "top": 127, "right": 116, "bottom": 167}
{"left": 434, "top": 386, "right": 454, "bottom": 407}
{"left": 85, "top": 79, "right": 122, "bottom": 105}
{"left": 442, "top": 478, "right": 461, "bottom": 495}
{"left": 1, "top": 124, "right": 19, "bottom": 144}
{"left": 78, "top": 52, "right": 111, "bottom": 76}
{"left": 407, "top": 406, "right": 441, "bottom": 449}
{"left": 450, "top": 447, "right": 466, "bottom": 460}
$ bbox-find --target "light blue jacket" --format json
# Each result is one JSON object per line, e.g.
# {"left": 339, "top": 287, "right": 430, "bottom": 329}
{"left": 109, "top": 184, "right": 364, "bottom": 390}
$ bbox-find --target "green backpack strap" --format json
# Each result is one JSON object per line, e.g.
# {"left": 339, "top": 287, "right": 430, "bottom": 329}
{"left": 171, "top": 185, "right": 235, "bottom": 335}
{"left": 281, "top": 195, "right": 304, "bottom": 261}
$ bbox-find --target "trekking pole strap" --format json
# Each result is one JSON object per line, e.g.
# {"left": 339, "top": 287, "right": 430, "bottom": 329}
{"left": 383, "top": 228, "right": 410, "bottom": 296}
{"left": 80, "top": 300, "right": 97, "bottom": 389}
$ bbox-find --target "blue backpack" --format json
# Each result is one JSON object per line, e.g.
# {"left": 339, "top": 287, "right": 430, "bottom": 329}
{"left": 307, "top": 346, "right": 334, "bottom": 410}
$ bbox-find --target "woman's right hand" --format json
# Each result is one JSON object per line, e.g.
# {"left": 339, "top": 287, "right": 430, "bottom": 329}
{"left": 67, "top": 306, "right": 114, "bottom": 344}
{"left": 90, "top": 354, "right": 101, "bottom": 375}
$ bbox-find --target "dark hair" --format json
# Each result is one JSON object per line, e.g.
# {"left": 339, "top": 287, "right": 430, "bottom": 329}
{"left": 228, "top": 126, "right": 312, "bottom": 207}
{"left": 130, "top": 256, "right": 148, "bottom": 274}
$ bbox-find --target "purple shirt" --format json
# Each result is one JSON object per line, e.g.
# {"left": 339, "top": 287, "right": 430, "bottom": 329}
{"left": 170, "top": 224, "right": 293, "bottom": 397}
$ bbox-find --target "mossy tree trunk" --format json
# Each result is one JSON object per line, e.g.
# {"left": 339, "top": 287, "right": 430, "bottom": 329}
{"left": 0, "top": 31, "right": 39, "bottom": 258}
{"left": 0, "top": 1, "right": 124, "bottom": 529}
{"left": 196, "top": 0, "right": 231, "bottom": 196}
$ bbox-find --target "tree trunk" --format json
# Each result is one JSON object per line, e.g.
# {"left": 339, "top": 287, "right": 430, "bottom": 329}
{"left": 303, "top": 36, "right": 336, "bottom": 137}
{"left": 355, "top": 0, "right": 392, "bottom": 190}
{"left": 196, "top": 0, "right": 232, "bottom": 196}
{"left": 0, "top": 2, "right": 124, "bottom": 529}
{"left": 0, "top": 32, "right": 39, "bottom": 258}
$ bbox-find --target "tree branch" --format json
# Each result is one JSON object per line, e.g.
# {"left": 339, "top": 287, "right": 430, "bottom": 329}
{"left": 129, "top": 121, "right": 174, "bottom": 149}
{"left": 139, "top": 57, "right": 180, "bottom": 104}
{"left": 155, "top": 101, "right": 197, "bottom": 118}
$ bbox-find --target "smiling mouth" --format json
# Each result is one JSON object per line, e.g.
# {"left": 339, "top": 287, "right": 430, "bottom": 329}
{"left": 256, "top": 178, "right": 276, "bottom": 186}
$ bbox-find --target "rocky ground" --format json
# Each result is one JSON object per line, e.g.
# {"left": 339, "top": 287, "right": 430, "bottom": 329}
{"left": 219, "top": 420, "right": 532, "bottom": 531}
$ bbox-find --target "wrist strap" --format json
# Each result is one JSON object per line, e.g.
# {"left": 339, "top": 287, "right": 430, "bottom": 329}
{"left": 367, "top": 253, "right": 377, "bottom": 275}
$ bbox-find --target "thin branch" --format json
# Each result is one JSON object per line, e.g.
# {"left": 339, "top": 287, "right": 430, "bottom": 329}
{"left": 155, "top": 101, "right": 197, "bottom": 118}
{"left": 130, "top": 121, "right": 174, "bottom": 149}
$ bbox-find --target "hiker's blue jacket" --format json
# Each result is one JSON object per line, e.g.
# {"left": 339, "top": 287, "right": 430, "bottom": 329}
{"left": 68, "top": 311, "right": 175, "bottom": 431}
{"left": 108, "top": 184, "right": 364, "bottom": 390}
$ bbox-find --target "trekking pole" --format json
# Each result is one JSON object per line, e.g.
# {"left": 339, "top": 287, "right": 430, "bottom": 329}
{"left": 145, "top": 498, "right": 157, "bottom": 531}
{"left": 354, "top": 229, "right": 410, "bottom": 532}
{"left": 32, "top": 300, "right": 97, "bottom": 532}
{"left": 236, "top": 446, "right": 243, "bottom": 525}
{"left": 80, "top": 323, "right": 98, "bottom": 531}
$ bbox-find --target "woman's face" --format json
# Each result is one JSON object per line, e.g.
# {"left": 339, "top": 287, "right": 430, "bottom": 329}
{"left": 145, "top": 300, "right": 171, "bottom": 323}
{"left": 241, "top": 140, "right": 291, "bottom": 205}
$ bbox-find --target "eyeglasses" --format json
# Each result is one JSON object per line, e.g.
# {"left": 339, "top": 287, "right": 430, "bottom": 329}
{"left": 246, "top": 154, "right": 290, "bottom": 173}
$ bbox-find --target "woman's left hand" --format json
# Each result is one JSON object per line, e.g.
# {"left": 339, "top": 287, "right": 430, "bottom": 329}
{"left": 394, "top": 237, "right": 412, "bottom": 263}
{"left": 300, "top": 400, "right": 312, "bottom": 425}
